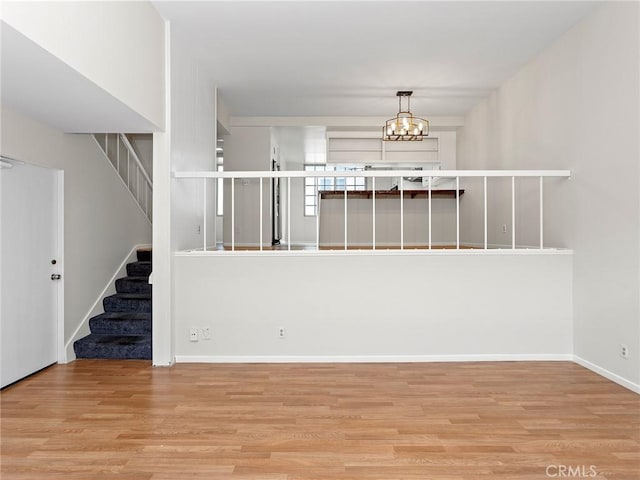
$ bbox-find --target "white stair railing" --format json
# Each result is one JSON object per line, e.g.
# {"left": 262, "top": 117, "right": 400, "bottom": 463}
{"left": 94, "top": 133, "right": 152, "bottom": 222}
{"left": 174, "top": 169, "right": 571, "bottom": 253}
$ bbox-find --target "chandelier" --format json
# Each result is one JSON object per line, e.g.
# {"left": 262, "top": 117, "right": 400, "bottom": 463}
{"left": 382, "top": 91, "right": 429, "bottom": 141}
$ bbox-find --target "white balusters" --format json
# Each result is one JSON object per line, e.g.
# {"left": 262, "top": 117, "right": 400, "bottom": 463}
{"left": 93, "top": 134, "right": 153, "bottom": 222}
{"left": 170, "top": 169, "right": 570, "bottom": 254}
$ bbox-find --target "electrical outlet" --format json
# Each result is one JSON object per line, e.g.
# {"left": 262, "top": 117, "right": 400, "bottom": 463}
{"left": 201, "top": 327, "right": 212, "bottom": 340}
{"left": 196, "top": 224, "right": 201, "bottom": 235}
{"left": 501, "top": 224, "right": 508, "bottom": 234}
{"left": 278, "top": 327, "right": 286, "bottom": 339}
{"left": 189, "top": 328, "right": 198, "bottom": 342}
{"left": 620, "top": 344, "right": 628, "bottom": 359}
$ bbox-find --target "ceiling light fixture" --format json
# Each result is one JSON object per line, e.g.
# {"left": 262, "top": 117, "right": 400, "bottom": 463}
{"left": 383, "top": 91, "right": 429, "bottom": 141}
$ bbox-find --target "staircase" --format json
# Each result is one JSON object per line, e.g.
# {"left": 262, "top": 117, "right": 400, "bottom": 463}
{"left": 74, "top": 249, "right": 152, "bottom": 360}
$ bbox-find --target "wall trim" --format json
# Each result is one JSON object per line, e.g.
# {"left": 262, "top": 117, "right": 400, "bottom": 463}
{"left": 64, "top": 243, "right": 152, "bottom": 362}
{"left": 176, "top": 248, "right": 573, "bottom": 258}
{"left": 174, "top": 354, "right": 574, "bottom": 363}
{"left": 56, "top": 170, "right": 66, "bottom": 365}
{"left": 230, "top": 115, "right": 465, "bottom": 129}
{"left": 172, "top": 354, "right": 638, "bottom": 395}
{"left": 573, "top": 355, "right": 640, "bottom": 394}
{"left": 464, "top": 241, "right": 564, "bottom": 250}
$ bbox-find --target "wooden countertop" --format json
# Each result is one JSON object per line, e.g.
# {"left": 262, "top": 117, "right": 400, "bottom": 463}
{"left": 319, "top": 189, "right": 464, "bottom": 199}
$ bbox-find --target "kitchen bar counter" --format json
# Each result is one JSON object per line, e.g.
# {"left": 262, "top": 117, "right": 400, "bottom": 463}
{"left": 319, "top": 189, "right": 464, "bottom": 199}
{"left": 318, "top": 189, "right": 463, "bottom": 248}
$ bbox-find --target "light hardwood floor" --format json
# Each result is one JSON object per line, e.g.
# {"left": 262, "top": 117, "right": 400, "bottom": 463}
{"left": 1, "top": 361, "right": 638, "bottom": 479}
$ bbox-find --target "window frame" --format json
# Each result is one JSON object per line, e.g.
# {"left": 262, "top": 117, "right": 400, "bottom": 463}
{"left": 303, "top": 164, "right": 366, "bottom": 217}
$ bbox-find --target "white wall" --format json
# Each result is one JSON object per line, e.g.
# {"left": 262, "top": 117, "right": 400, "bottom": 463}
{"left": 174, "top": 252, "right": 572, "bottom": 361}
{"left": 170, "top": 27, "right": 216, "bottom": 252}
{"left": 273, "top": 127, "right": 321, "bottom": 244}
{"left": 457, "top": 2, "right": 640, "bottom": 387}
{"left": 222, "top": 126, "right": 272, "bottom": 246}
{"left": 0, "top": 105, "right": 151, "bottom": 348}
{"left": 152, "top": 23, "right": 217, "bottom": 365}
{"left": 1, "top": 1, "right": 165, "bottom": 129}
{"left": 436, "top": 131, "right": 457, "bottom": 170}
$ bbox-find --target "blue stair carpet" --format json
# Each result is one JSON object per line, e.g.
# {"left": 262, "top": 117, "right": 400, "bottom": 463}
{"left": 74, "top": 249, "right": 152, "bottom": 360}
{"left": 126, "top": 261, "right": 152, "bottom": 277}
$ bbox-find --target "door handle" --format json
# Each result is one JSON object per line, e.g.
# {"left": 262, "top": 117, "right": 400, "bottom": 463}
{"left": 51, "top": 274, "right": 62, "bottom": 280}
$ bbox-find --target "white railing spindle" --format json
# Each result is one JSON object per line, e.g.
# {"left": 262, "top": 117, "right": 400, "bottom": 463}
{"left": 456, "top": 176, "right": 460, "bottom": 250}
{"left": 483, "top": 176, "right": 488, "bottom": 250}
{"left": 539, "top": 176, "right": 544, "bottom": 249}
{"left": 315, "top": 177, "right": 320, "bottom": 251}
{"left": 203, "top": 178, "right": 207, "bottom": 251}
{"left": 372, "top": 177, "right": 376, "bottom": 251}
{"left": 136, "top": 164, "right": 140, "bottom": 205}
{"left": 428, "top": 176, "right": 432, "bottom": 250}
{"left": 287, "top": 177, "right": 291, "bottom": 252}
{"left": 344, "top": 189, "right": 348, "bottom": 250}
{"left": 400, "top": 180, "right": 404, "bottom": 250}
{"left": 231, "top": 178, "right": 235, "bottom": 251}
{"left": 511, "top": 176, "right": 516, "bottom": 250}
{"left": 119, "top": 134, "right": 152, "bottom": 190}
{"left": 259, "top": 178, "right": 263, "bottom": 252}
{"left": 116, "top": 134, "right": 120, "bottom": 174}
{"left": 93, "top": 134, "right": 152, "bottom": 223}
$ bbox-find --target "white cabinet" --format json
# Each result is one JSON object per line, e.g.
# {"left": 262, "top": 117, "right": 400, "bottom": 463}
{"left": 326, "top": 131, "right": 456, "bottom": 167}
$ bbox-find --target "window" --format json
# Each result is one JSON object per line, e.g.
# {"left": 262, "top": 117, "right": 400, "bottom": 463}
{"left": 304, "top": 164, "right": 365, "bottom": 216}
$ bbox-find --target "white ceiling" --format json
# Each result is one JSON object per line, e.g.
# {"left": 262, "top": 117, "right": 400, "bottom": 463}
{"left": 153, "top": 1, "right": 601, "bottom": 117}
{"left": 0, "top": 1, "right": 602, "bottom": 133}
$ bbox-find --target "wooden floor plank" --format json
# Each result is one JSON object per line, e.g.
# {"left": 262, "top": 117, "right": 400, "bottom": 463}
{"left": 1, "top": 360, "right": 638, "bottom": 479}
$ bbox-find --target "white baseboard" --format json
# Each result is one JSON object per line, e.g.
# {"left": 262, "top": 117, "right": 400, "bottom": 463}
{"left": 63, "top": 243, "right": 151, "bottom": 362}
{"left": 170, "top": 354, "right": 637, "bottom": 395}
{"left": 174, "top": 353, "right": 573, "bottom": 364}
{"left": 573, "top": 355, "right": 640, "bottom": 394}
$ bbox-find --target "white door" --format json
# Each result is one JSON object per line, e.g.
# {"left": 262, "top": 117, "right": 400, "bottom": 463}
{"left": 1, "top": 159, "right": 62, "bottom": 388}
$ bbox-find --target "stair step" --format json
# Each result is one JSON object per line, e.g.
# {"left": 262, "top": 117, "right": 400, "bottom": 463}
{"left": 73, "top": 334, "right": 151, "bottom": 360}
{"left": 103, "top": 293, "right": 151, "bottom": 313}
{"left": 89, "top": 312, "right": 151, "bottom": 335}
{"left": 73, "top": 249, "right": 153, "bottom": 361}
{"left": 137, "top": 249, "right": 152, "bottom": 262}
{"left": 127, "top": 261, "right": 152, "bottom": 277}
{"left": 116, "top": 276, "right": 151, "bottom": 294}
